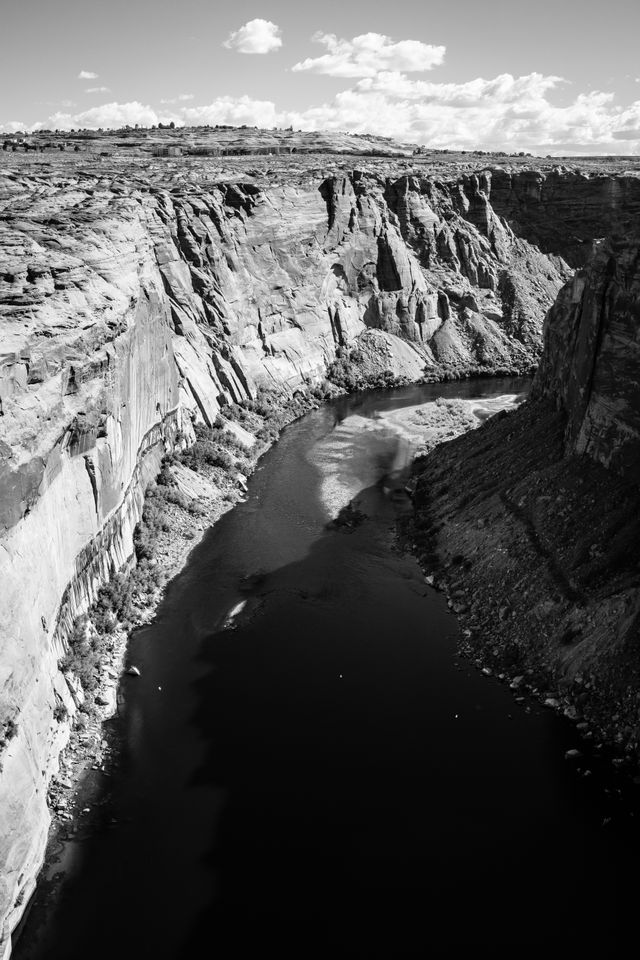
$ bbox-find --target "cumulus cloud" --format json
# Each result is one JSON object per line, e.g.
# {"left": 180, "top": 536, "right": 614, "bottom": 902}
{"left": 78, "top": 70, "right": 98, "bottom": 80}
{"left": 292, "top": 32, "right": 446, "bottom": 78}
{"left": 290, "top": 76, "right": 637, "bottom": 153}
{"left": 181, "top": 95, "right": 279, "bottom": 128}
{"left": 0, "top": 120, "right": 28, "bottom": 134}
{"left": 7, "top": 69, "right": 640, "bottom": 155}
{"left": 44, "top": 101, "right": 160, "bottom": 130}
{"left": 355, "top": 71, "right": 564, "bottom": 106}
{"left": 175, "top": 73, "right": 640, "bottom": 155}
{"left": 85, "top": 86, "right": 110, "bottom": 94}
{"left": 611, "top": 101, "right": 640, "bottom": 140}
{"left": 159, "top": 93, "right": 195, "bottom": 104}
{"left": 223, "top": 19, "right": 282, "bottom": 55}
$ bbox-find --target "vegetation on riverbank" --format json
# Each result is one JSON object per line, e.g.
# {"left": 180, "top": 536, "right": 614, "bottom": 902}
{"left": 57, "top": 385, "right": 327, "bottom": 715}
{"left": 326, "top": 346, "right": 409, "bottom": 392}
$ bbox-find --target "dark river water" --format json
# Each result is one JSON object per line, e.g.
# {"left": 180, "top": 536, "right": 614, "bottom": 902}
{"left": 16, "top": 378, "right": 640, "bottom": 957}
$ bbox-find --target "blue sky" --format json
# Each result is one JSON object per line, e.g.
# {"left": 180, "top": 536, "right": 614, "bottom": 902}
{"left": 1, "top": 0, "right": 640, "bottom": 154}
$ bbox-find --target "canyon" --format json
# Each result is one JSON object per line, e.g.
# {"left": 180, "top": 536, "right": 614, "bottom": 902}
{"left": 1, "top": 140, "right": 640, "bottom": 955}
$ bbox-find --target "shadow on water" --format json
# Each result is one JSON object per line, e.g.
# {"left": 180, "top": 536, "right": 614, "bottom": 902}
{"left": 181, "top": 495, "right": 639, "bottom": 955}
{"left": 14, "top": 377, "right": 640, "bottom": 957}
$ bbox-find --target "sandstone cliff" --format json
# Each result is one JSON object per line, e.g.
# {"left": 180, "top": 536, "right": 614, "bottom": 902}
{"left": 471, "top": 168, "right": 640, "bottom": 266}
{"left": 414, "top": 232, "right": 640, "bottom": 758}
{"left": 0, "top": 159, "right": 635, "bottom": 953}
{"left": 533, "top": 235, "right": 640, "bottom": 479}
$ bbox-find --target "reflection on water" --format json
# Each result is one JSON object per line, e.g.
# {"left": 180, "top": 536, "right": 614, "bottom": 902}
{"left": 310, "top": 386, "right": 526, "bottom": 519}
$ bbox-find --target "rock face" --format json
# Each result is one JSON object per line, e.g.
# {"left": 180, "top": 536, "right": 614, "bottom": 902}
{"left": 533, "top": 235, "right": 640, "bottom": 479}
{"left": 414, "top": 232, "right": 640, "bottom": 750}
{"left": 0, "top": 159, "right": 635, "bottom": 953}
{"left": 474, "top": 168, "right": 640, "bottom": 266}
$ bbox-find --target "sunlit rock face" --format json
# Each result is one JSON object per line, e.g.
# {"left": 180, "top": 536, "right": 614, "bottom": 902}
{"left": 318, "top": 171, "right": 569, "bottom": 367}
{"left": 0, "top": 161, "right": 634, "bottom": 952}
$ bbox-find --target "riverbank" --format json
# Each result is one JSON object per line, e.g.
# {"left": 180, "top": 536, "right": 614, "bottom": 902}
{"left": 18, "top": 373, "right": 640, "bottom": 959}
{"left": 42, "top": 379, "right": 530, "bottom": 850}
{"left": 21, "top": 375, "right": 533, "bottom": 952}
{"left": 41, "top": 387, "right": 329, "bottom": 861}
{"left": 410, "top": 397, "right": 640, "bottom": 774}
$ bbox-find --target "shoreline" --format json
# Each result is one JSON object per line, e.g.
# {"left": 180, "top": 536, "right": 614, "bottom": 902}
{"left": 45, "top": 383, "right": 528, "bottom": 820}
{"left": 12, "top": 371, "right": 534, "bottom": 952}
{"left": 409, "top": 398, "right": 640, "bottom": 780}
{"left": 14, "top": 386, "right": 327, "bottom": 952}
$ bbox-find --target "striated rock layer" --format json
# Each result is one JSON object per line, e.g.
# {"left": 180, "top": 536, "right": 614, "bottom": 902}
{"left": 0, "top": 160, "right": 636, "bottom": 953}
{"left": 414, "top": 233, "right": 640, "bottom": 755}
{"left": 533, "top": 235, "right": 640, "bottom": 478}
{"left": 472, "top": 168, "right": 640, "bottom": 266}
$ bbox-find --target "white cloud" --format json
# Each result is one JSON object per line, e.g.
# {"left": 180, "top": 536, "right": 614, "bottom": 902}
{"left": 181, "top": 95, "right": 279, "bottom": 128}
{"left": 292, "top": 32, "right": 446, "bottom": 78}
{"left": 78, "top": 70, "right": 98, "bottom": 80}
{"left": 355, "top": 71, "right": 564, "bottom": 106}
{"left": 85, "top": 86, "right": 111, "bottom": 94}
{"left": 175, "top": 73, "right": 640, "bottom": 155}
{"left": 159, "top": 93, "right": 195, "bottom": 105}
{"left": 223, "top": 19, "right": 282, "bottom": 55}
{"left": 5, "top": 70, "right": 640, "bottom": 155}
{"left": 0, "top": 120, "right": 28, "bottom": 134}
{"left": 611, "top": 101, "right": 640, "bottom": 140}
{"left": 44, "top": 101, "right": 160, "bottom": 130}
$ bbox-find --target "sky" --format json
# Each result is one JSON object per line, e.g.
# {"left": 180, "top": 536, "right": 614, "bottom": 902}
{"left": 1, "top": 0, "right": 640, "bottom": 154}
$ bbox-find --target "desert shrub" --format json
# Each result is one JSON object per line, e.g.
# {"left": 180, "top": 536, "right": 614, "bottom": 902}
{"left": 60, "top": 628, "right": 101, "bottom": 691}
{"left": 310, "top": 384, "right": 330, "bottom": 400}
{"left": 236, "top": 458, "right": 253, "bottom": 477}
{"left": 179, "top": 435, "right": 235, "bottom": 472}
{"left": 165, "top": 488, "right": 190, "bottom": 510}
{"left": 0, "top": 718, "right": 18, "bottom": 749}
{"left": 327, "top": 354, "right": 359, "bottom": 391}
{"left": 194, "top": 422, "right": 225, "bottom": 443}
{"left": 327, "top": 352, "right": 404, "bottom": 392}
{"left": 134, "top": 522, "right": 154, "bottom": 561}
{"left": 53, "top": 702, "right": 68, "bottom": 723}
{"left": 252, "top": 387, "right": 283, "bottom": 418}
{"left": 255, "top": 423, "right": 278, "bottom": 443}
{"left": 156, "top": 462, "right": 175, "bottom": 486}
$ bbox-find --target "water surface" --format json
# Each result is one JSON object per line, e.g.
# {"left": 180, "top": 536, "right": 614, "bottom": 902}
{"left": 16, "top": 378, "right": 640, "bottom": 956}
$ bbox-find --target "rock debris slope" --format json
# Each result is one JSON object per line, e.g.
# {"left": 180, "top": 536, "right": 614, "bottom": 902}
{"left": 0, "top": 158, "right": 636, "bottom": 953}
{"left": 414, "top": 231, "right": 640, "bottom": 746}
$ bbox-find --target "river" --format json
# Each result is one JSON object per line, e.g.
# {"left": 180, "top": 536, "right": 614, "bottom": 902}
{"left": 15, "top": 378, "right": 640, "bottom": 956}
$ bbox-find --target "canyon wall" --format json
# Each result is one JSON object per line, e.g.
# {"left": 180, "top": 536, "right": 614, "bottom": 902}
{"left": 0, "top": 160, "right": 634, "bottom": 953}
{"left": 533, "top": 235, "right": 640, "bottom": 479}
{"left": 414, "top": 229, "right": 640, "bottom": 751}
{"left": 469, "top": 168, "right": 640, "bottom": 266}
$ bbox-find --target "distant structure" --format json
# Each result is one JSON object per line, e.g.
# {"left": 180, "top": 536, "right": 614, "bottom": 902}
{"left": 152, "top": 145, "right": 182, "bottom": 157}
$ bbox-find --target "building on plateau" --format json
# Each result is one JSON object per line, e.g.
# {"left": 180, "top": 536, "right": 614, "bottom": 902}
{"left": 152, "top": 145, "right": 183, "bottom": 157}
